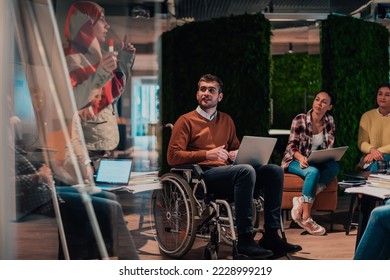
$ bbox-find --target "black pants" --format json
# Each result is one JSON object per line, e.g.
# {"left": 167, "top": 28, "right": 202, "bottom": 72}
{"left": 203, "top": 164, "right": 283, "bottom": 235}
{"left": 57, "top": 187, "right": 139, "bottom": 260}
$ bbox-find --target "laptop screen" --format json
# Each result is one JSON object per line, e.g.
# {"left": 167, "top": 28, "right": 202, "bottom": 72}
{"left": 233, "top": 136, "right": 277, "bottom": 166}
{"left": 307, "top": 146, "right": 348, "bottom": 165}
{"left": 95, "top": 159, "right": 133, "bottom": 184}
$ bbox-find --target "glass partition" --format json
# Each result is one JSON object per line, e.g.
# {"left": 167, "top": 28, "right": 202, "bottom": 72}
{"left": 1, "top": 0, "right": 168, "bottom": 260}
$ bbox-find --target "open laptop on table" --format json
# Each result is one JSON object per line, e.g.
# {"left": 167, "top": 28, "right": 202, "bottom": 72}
{"left": 94, "top": 158, "right": 133, "bottom": 191}
{"left": 233, "top": 136, "right": 277, "bottom": 166}
{"left": 307, "top": 146, "right": 348, "bottom": 165}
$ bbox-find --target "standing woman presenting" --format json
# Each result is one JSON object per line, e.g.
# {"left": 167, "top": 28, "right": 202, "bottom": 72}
{"left": 64, "top": 1, "right": 136, "bottom": 165}
{"left": 281, "top": 90, "right": 340, "bottom": 236}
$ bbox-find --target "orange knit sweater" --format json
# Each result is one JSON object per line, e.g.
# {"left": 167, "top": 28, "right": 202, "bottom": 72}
{"left": 167, "top": 110, "right": 240, "bottom": 166}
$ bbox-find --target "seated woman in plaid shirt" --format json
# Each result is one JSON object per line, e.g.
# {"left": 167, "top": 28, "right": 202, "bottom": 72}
{"left": 281, "top": 90, "right": 339, "bottom": 236}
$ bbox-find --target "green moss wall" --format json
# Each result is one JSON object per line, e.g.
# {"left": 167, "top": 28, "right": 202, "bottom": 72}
{"left": 159, "top": 13, "right": 272, "bottom": 173}
{"left": 321, "top": 15, "right": 389, "bottom": 175}
{"left": 272, "top": 53, "right": 321, "bottom": 129}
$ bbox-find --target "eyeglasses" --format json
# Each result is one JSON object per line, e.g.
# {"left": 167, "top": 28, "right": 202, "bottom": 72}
{"left": 198, "top": 86, "right": 218, "bottom": 94}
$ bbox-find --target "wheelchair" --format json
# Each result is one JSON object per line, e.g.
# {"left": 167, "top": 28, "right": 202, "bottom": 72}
{"left": 151, "top": 164, "right": 264, "bottom": 260}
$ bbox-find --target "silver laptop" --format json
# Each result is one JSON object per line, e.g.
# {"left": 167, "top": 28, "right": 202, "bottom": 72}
{"left": 94, "top": 158, "right": 133, "bottom": 190}
{"left": 233, "top": 136, "right": 277, "bottom": 166}
{"left": 307, "top": 146, "right": 348, "bottom": 165}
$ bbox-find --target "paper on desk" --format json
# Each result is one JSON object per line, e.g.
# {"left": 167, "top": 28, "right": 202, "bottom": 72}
{"left": 131, "top": 171, "right": 159, "bottom": 179}
{"left": 126, "top": 182, "right": 162, "bottom": 194}
{"left": 127, "top": 172, "right": 161, "bottom": 193}
{"left": 367, "top": 182, "right": 390, "bottom": 189}
{"left": 339, "top": 181, "right": 366, "bottom": 186}
{"left": 365, "top": 173, "right": 390, "bottom": 190}
{"left": 368, "top": 174, "right": 390, "bottom": 181}
{"left": 345, "top": 185, "right": 390, "bottom": 199}
{"left": 98, "top": 172, "right": 161, "bottom": 193}
{"left": 101, "top": 180, "right": 161, "bottom": 194}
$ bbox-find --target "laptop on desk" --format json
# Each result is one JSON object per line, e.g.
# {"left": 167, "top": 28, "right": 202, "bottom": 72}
{"left": 307, "top": 146, "right": 348, "bottom": 165}
{"left": 233, "top": 136, "right": 277, "bottom": 166}
{"left": 94, "top": 158, "right": 133, "bottom": 191}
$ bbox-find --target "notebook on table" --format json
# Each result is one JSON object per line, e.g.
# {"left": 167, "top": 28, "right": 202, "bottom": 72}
{"left": 307, "top": 146, "right": 348, "bottom": 165}
{"left": 94, "top": 158, "right": 133, "bottom": 191}
{"left": 233, "top": 136, "right": 277, "bottom": 166}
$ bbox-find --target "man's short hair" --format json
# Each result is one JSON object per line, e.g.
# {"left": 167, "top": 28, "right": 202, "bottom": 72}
{"left": 198, "top": 74, "right": 223, "bottom": 92}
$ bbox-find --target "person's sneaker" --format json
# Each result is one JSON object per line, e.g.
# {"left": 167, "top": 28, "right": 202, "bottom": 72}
{"left": 258, "top": 234, "right": 302, "bottom": 255}
{"left": 291, "top": 197, "right": 303, "bottom": 225}
{"left": 300, "top": 217, "right": 326, "bottom": 236}
{"left": 237, "top": 234, "right": 273, "bottom": 259}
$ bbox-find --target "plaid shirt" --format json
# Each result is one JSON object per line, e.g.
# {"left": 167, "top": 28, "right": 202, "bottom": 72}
{"left": 281, "top": 109, "right": 336, "bottom": 170}
{"left": 15, "top": 147, "right": 53, "bottom": 219}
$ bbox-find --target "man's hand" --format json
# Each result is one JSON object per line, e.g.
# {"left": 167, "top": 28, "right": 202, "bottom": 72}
{"left": 228, "top": 150, "right": 238, "bottom": 162}
{"left": 206, "top": 145, "right": 229, "bottom": 162}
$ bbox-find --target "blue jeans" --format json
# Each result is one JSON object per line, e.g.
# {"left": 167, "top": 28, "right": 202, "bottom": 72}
{"left": 365, "top": 154, "right": 390, "bottom": 172}
{"left": 203, "top": 164, "right": 283, "bottom": 235}
{"left": 287, "top": 160, "right": 340, "bottom": 203}
{"left": 354, "top": 199, "right": 390, "bottom": 260}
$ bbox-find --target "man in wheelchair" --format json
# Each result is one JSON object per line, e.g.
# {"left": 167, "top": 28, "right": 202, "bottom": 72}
{"left": 167, "top": 74, "right": 302, "bottom": 259}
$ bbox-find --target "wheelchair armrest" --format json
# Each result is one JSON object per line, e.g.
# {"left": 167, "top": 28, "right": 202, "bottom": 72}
{"left": 170, "top": 164, "right": 205, "bottom": 180}
{"left": 192, "top": 164, "right": 204, "bottom": 180}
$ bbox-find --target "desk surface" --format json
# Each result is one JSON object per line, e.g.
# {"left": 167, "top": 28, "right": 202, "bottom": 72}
{"left": 344, "top": 171, "right": 372, "bottom": 180}
{"left": 345, "top": 185, "right": 390, "bottom": 200}
{"left": 97, "top": 171, "right": 161, "bottom": 193}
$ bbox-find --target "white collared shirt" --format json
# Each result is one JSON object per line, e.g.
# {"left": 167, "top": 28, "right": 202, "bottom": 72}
{"left": 196, "top": 106, "right": 218, "bottom": 121}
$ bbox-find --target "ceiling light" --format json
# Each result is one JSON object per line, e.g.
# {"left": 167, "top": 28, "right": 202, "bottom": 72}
{"left": 131, "top": 5, "right": 150, "bottom": 18}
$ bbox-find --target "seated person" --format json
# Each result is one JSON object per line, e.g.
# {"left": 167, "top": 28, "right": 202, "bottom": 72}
{"left": 358, "top": 83, "right": 390, "bottom": 172}
{"left": 14, "top": 144, "right": 138, "bottom": 260}
{"left": 167, "top": 74, "right": 302, "bottom": 258}
{"left": 354, "top": 199, "right": 390, "bottom": 260}
{"left": 281, "top": 90, "right": 339, "bottom": 236}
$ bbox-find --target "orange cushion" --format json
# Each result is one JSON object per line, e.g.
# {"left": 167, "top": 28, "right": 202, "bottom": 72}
{"left": 282, "top": 173, "right": 338, "bottom": 211}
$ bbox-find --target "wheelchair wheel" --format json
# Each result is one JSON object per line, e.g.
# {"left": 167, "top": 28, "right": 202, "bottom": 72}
{"left": 151, "top": 172, "right": 197, "bottom": 258}
{"left": 219, "top": 197, "right": 263, "bottom": 245}
{"left": 252, "top": 196, "right": 264, "bottom": 229}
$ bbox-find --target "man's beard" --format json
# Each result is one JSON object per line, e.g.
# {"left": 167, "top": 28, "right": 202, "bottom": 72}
{"left": 199, "top": 99, "right": 217, "bottom": 110}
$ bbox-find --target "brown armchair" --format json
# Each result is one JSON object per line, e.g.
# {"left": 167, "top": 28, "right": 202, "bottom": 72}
{"left": 281, "top": 173, "right": 338, "bottom": 231}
